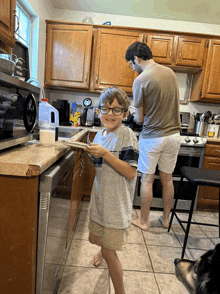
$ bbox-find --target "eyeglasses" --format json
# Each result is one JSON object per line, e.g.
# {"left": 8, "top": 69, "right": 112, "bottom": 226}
{"left": 99, "top": 106, "right": 125, "bottom": 116}
{"left": 128, "top": 61, "right": 134, "bottom": 68}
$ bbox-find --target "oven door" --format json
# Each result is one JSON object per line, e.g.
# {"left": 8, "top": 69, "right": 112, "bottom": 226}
{"left": 133, "top": 146, "right": 205, "bottom": 210}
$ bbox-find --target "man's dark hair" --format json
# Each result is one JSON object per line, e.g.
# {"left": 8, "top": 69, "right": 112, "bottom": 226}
{"left": 125, "top": 42, "right": 153, "bottom": 62}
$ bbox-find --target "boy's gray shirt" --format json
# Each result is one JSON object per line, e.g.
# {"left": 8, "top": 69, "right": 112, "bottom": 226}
{"left": 89, "top": 125, "right": 139, "bottom": 229}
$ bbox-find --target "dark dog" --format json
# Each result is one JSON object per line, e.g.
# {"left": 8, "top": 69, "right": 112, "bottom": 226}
{"left": 174, "top": 243, "right": 220, "bottom": 294}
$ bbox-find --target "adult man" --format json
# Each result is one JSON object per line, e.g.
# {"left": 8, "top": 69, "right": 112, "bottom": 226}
{"left": 125, "top": 41, "right": 181, "bottom": 231}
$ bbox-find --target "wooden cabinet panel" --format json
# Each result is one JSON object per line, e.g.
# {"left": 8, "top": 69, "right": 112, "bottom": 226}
{"left": 0, "top": 175, "right": 38, "bottom": 294}
{"left": 175, "top": 37, "right": 206, "bottom": 67}
{"left": 204, "top": 143, "right": 220, "bottom": 157}
{"left": 92, "top": 28, "right": 143, "bottom": 93}
{"left": 45, "top": 24, "right": 93, "bottom": 89}
{"left": 146, "top": 34, "right": 206, "bottom": 68}
{"left": 197, "top": 156, "right": 220, "bottom": 208}
{"left": 67, "top": 151, "right": 86, "bottom": 245}
{"left": 0, "top": 0, "right": 16, "bottom": 52}
{"left": 147, "top": 34, "right": 174, "bottom": 65}
{"left": 202, "top": 39, "right": 220, "bottom": 100}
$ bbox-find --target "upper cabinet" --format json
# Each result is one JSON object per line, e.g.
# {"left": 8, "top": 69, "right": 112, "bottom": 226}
{"left": 90, "top": 28, "right": 143, "bottom": 93}
{"left": 146, "top": 33, "right": 206, "bottom": 69}
{"left": 45, "top": 23, "right": 93, "bottom": 89}
{"left": 201, "top": 40, "right": 220, "bottom": 100}
{"left": 0, "top": 0, "right": 16, "bottom": 54}
{"left": 190, "top": 39, "right": 220, "bottom": 103}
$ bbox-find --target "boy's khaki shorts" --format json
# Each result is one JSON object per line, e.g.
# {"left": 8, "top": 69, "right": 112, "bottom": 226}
{"left": 89, "top": 220, "right": 129, "bottom": 251}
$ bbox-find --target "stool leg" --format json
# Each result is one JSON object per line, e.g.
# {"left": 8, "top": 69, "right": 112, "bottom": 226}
{"left": 168, "top": 175, "right": 184, "bottom": 232}
{"left": 181, "top": 185, "right": 197, "bottom": 259}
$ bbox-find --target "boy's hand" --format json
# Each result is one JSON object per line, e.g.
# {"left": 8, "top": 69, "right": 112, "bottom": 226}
{"left": 86, "top": 143, "right": 107, "bottom": 158}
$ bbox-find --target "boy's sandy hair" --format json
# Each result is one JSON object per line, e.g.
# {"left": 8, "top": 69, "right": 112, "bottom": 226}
{"left": 97, "top": 87, "right": 130, "bottom": 112}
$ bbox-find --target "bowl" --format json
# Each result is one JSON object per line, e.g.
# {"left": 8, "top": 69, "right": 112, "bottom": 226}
{"left": 0, "top": 58, "right": 15, "bottom": 75}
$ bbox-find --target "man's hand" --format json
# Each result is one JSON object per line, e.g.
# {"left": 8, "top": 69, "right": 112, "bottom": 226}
{"left": 86, "top": 143, "right": 107, "bottom": 158}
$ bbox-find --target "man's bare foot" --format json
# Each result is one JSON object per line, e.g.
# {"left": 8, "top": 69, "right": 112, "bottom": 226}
{"left": 158, "top": 216, "right": 169, "bottom": 229}
{"left": 93, "top": 250, "right": 104, "bottom": 267}
{"left": 131, "top": 217, "right": 149, "bottom": 231}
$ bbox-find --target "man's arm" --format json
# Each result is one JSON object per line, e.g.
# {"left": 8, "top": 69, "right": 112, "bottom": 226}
{"left": 133, "top": 106, "right": 144, "bottom": 124}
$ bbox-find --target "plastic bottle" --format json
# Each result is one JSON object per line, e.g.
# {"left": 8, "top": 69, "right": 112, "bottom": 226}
{"left": 39, "top": 98, "right": 59, "bottom": 126}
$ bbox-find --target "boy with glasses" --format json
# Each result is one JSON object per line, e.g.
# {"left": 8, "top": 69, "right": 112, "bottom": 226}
{"left": 86, "top": 87, "right": 139, "bottom": 294}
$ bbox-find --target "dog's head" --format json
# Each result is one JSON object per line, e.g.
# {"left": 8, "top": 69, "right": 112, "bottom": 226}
{"left": 174, "top": 243, "right": 220, "bottom": 294}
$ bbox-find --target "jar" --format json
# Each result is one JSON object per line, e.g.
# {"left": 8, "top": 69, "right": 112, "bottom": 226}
{"left": 39, "top": 122, "right": 56, "bottom": 146}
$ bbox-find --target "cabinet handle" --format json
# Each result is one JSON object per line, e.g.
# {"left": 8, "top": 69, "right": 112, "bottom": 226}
{"left": 85, "top": 73, "right": 88, "bottom": 84}
{"left": 178, "top": 51, "right": 182, "bottom": 62}
{"left": 169, "top": 49, "right": 172, "bottom": 61}
{"left": 95, "top": 74, "right": 98, "bottom": 84}
{"left": 215, "top": 150, "right": 220, "bottom": 152}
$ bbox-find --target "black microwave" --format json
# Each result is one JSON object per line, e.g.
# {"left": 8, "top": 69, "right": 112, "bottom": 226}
{"left": 0, "top": 73, "right": 40, "bottom": 151}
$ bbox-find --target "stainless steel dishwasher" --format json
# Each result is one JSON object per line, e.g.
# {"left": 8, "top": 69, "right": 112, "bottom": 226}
{"left": 36, "top": 150, "right": 75, "bottom": 294}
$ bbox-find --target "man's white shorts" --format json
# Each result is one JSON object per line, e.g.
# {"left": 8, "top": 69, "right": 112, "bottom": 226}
{"left": 138, "top": 133, "right": 181, "bottom": 174}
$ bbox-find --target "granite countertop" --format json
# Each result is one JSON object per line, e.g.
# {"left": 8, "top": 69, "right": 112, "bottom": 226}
{"left": 0, "top": 126, "right": 102, "bottom": 178}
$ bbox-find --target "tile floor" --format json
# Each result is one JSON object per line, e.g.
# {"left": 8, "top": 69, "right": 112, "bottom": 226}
{"left": 44, "top": 201, "right": 220, "bottom": 294}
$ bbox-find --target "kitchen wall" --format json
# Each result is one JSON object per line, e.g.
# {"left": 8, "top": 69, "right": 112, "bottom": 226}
{"left": 26, "top": 0, "right": 220, "bottom": 115}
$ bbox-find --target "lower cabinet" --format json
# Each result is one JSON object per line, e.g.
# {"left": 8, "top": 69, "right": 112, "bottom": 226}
{"left": 197, "top": 142, "right": 220, "bottom": 210}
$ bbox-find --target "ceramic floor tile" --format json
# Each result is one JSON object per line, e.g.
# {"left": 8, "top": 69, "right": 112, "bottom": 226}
{"left": 192, "top": 213, "right": 219, "bottom": 226}
{"left": 109, "top": 271, "right": 159, "bottom": 294}
{"left": 66, "top": 239, "right": 108, "bottom": 268}
{"left": 155, "top": 273, "right": 189, "bottom": 294}
{"left": 142, "top": 226, "right": 181, "bottom": 247}
{"left": 147, "top": 245, "right": 183, "bottom": 274}
{"left": 72, "top": 220, "right": 90, "bottom": 240}
{"left": 127, "top": 224, "right": 145, "bottom": 244}
{"left": 58, "top": 266, "right": 109, "bottom": 294}
{"left": 118, "top": 243, "right": 153, "bottom": 272}
{"left": 77, "top": 201, "right": 90, "bottom": 221}
{"left": 174, "top": 228, "right": 215, "bottom": 250}
{"left": 184, "top": 248, "right": 208, "bottom": 260}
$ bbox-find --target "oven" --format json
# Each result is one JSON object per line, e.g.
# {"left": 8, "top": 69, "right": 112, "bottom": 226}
{"left": 133, "top": 134, "right": 207, "bottom": 210}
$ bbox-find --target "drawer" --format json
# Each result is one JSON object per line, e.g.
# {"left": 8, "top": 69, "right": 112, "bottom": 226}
{"left": 204, "top": 143, "right": 220, "bottom": 157}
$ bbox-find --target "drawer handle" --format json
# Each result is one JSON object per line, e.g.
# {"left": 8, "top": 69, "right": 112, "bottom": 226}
{"left": 215, "top": 150, "right": 220, "bottom": 152}
{"left": 178, "top": 51, "right": 181, "bottom": 61}
{"left": 169, "top": 49, "right": 172, "bottom": 61}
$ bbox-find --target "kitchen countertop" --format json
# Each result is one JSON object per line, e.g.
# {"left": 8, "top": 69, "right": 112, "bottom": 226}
{"left": 0, "top": 126, "right": 102, "bottom": 177}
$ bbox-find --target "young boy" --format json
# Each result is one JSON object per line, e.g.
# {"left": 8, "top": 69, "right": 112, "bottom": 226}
{"left": 86, "top": 87, "right": 139, "bottom": 294}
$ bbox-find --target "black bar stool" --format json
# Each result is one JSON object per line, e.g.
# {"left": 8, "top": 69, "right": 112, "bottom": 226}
{"left": 168, "top": 166, "right": 220, "bottom": 258}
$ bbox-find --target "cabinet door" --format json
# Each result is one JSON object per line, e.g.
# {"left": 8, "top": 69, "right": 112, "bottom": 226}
{"left": 146, "top": 34, "right": 174, "bottom": 65}
{"left": 67, "top": 153, "right": 86, "bottom": 246}
{"left": 175, "top": 37, "right": 206, "bottom": 67}
{"left": 197, "top": 156, "right": 220, "bottom": 209}
{"left": 201, "top": 39, "right": 220, "bottom": 100}
{"left": 45, "top": 24, "right": 93, "bottom": 89}
{"left": 0, "top": 0, "right": 16, "bottom": 51}
{"left": 92, "top": 29, "right": 143, "bottom": 93}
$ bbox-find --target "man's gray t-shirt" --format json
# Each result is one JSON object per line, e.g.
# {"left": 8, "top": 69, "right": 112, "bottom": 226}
{"left": 89, "top": 125, "right": 139, "bottom": 229}
{"left": 133, "top": 63, "right": 181, "bottom": 139}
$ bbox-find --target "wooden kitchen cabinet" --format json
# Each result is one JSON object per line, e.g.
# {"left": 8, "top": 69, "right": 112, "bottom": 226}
{"left": 146, "top": 33, "right": 206, "bottom": 68}
{"left": 201, "top": 39, "right": 220, "bottom": 100}
{"left": 190, "top": 39, "right": 220, "bottom": 103}
{"left": 67, "top": 149, "right": 86, "bottom": 245}
{"left": 197, "top": 142, "right": 220, "bottom": 210}
{"left": 0, "top": 0, "right": 16, "bottom": 54}
{"left": 44, "top": 22, "right": 93, "bottom": 90}
{"left": 0, "top": 175, "right": 39, "bottom": 294}
{"left": 90, "top": 28, "right": 142, "bottom": 93}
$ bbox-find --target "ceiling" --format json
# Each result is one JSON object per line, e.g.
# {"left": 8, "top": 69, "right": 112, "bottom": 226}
{"left": 50, "top": 0, "right": 220, "bottom": 25}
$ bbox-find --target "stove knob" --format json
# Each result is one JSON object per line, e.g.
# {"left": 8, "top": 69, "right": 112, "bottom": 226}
{"left": 193, "top": 138, "right": 199, "bottom": 144}
{"left": 185, "top": 137, "right": 191, "bottom": 143}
